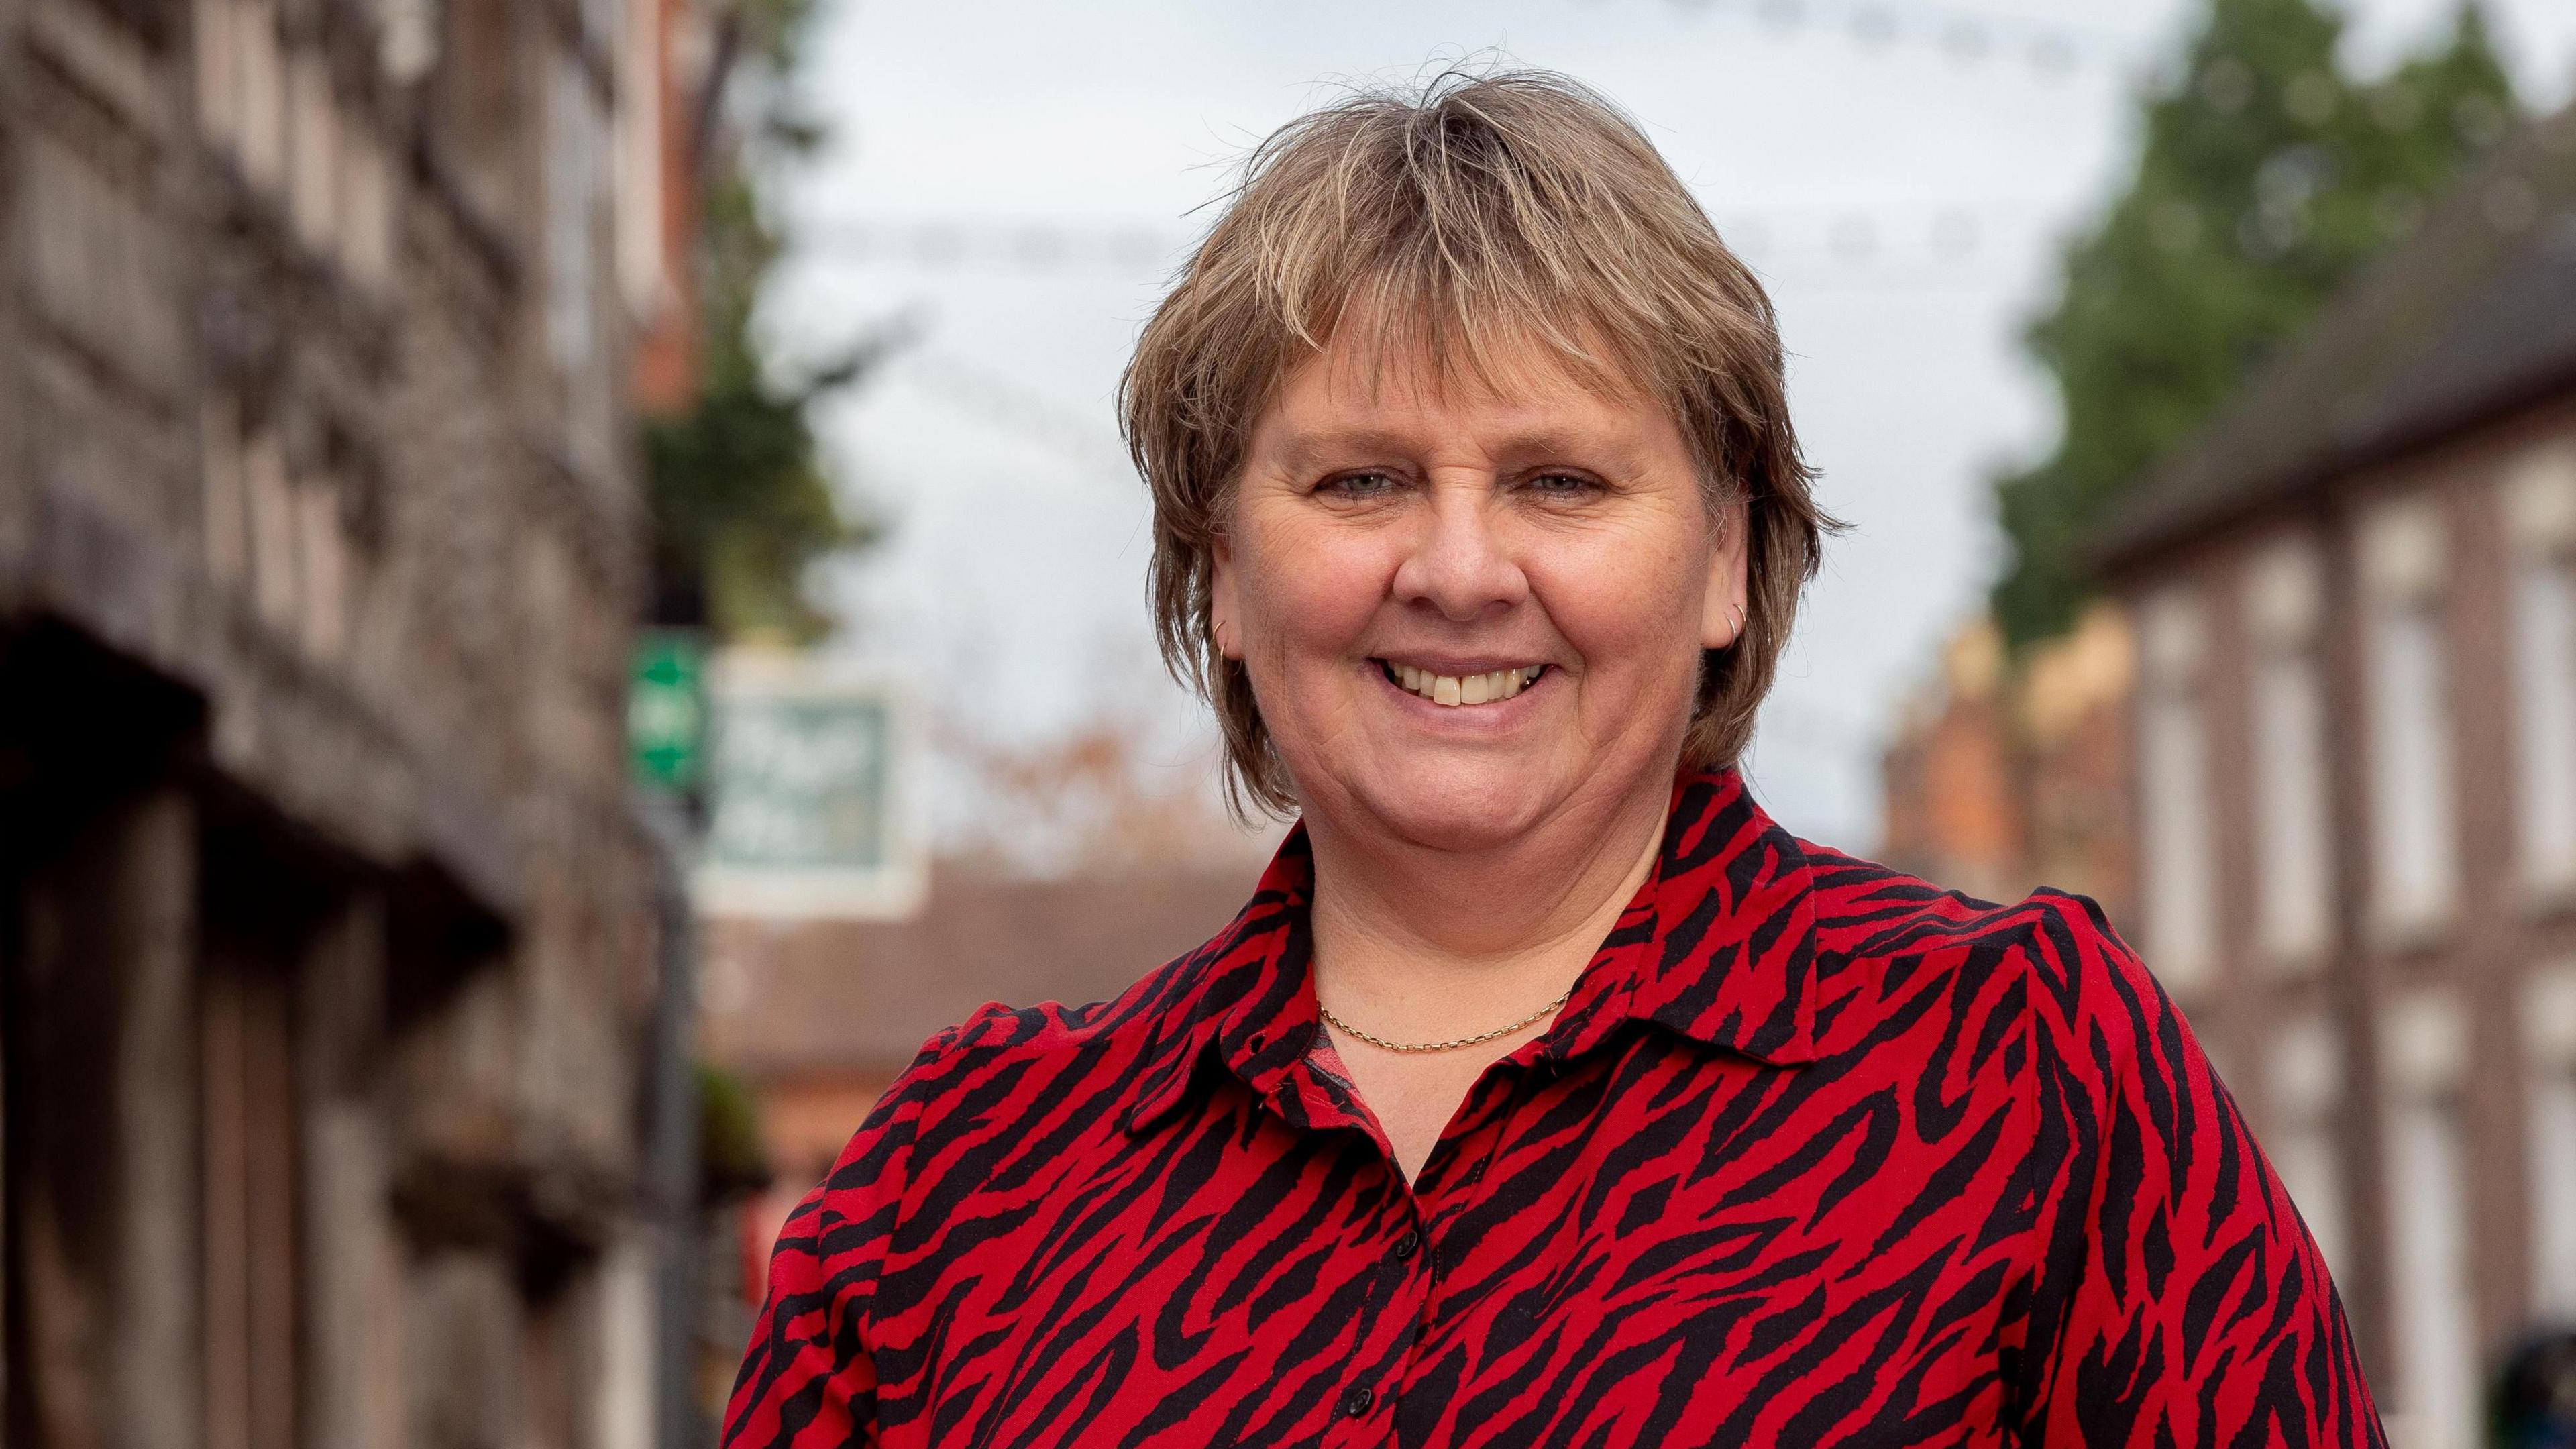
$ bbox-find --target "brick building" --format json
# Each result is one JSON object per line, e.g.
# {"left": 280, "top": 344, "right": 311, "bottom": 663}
{"left": 2097, "top": 101, "right": 2576, "bottom": 1449}
{"left": 1877, "top": 602, "right": 2137, "bottom": 928}
{"left": 0, "top": 1, "right": 686, "bottom": 1446}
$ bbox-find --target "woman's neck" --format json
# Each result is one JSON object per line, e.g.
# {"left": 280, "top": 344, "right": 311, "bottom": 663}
{"left": 1301, "top": 777, "right": 1674, "bottom": 1028}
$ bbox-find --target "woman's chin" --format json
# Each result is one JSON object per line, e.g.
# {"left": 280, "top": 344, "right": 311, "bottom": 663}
{"left": 1336, "top": 764, "right": 1565, "bottom": 855}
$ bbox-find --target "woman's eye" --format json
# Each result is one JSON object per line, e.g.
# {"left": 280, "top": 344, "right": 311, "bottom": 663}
{"left": 1322, "top": 471, "right": 1401, "bottom": 498}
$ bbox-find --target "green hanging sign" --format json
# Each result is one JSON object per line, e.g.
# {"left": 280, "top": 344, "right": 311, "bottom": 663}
{"left": 628, "top": 630, "right": 708, "bottom": 791}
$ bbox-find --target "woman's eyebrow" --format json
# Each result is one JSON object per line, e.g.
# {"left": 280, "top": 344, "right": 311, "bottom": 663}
{"left": 1271, "top": 426, "right": 1639, "bottom": 472}
{"left": 1491, "top": 429, "right": 1633, "bottom": 466}
{"left": 1268, "top": 428, "right": 1421, "bottom": 472}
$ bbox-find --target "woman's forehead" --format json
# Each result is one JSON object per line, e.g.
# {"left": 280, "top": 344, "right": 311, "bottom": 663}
{"left": 1255, "top": 346, "right": 1686, "bottom": 477}
{"left": 1279, "top": 312, "right": 1662, "bottom": 425}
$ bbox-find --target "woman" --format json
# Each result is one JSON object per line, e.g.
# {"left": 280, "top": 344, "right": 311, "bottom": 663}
{"left": 727, "top": 71, "right": 2379, "bottom": 1447}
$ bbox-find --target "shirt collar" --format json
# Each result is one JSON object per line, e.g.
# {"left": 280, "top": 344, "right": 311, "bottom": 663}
{"left": 1121, "top": 767, "right": 1821, "bottom": 1137}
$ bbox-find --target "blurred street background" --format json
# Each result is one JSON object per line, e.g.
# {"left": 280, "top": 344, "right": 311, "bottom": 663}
{"left": 6, "top": 0, "right": 2576, "bottom": 1446}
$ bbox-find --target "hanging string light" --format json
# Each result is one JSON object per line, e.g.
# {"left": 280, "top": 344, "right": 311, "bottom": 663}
{"left": 802, "top": 199, "right": 2051, "bottom": 276}
{"left": 890, "top": 350, "right": 1138, "bottom": 486}
{"left": 1664, "top": 0, "right": 2125, "bottom": 79}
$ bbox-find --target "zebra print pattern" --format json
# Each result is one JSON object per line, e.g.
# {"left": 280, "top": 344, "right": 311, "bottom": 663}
{"left": 726, "top": 769, "right": 2381, "bottom": 1446}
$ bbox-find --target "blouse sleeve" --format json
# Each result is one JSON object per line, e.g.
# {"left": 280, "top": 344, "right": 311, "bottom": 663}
{"left": 722, "top": 1025, "right": 962, "bottom": 1449}
{"left": 2014, "top": 896, "right": 2385, "bottom": 1448}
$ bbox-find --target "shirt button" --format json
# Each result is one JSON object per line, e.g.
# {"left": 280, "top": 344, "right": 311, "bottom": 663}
{"left": 1393, "top": 1230, "right": 1419, "bottom": 1261}
{"left": 1343, "top": 1386, "right": 1375, "bottom": 1417}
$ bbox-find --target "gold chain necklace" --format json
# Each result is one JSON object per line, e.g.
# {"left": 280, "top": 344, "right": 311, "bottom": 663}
{"left": 1316, "top": 986, "right": 1575, "bottom": 1054}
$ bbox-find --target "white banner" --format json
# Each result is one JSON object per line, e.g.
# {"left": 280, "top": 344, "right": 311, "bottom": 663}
{"left": 694, "top": 651, "right": 928, "bottom": 921}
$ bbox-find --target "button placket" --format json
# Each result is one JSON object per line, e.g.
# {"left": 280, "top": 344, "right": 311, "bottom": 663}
{"left": 1323, "top": 1206, "right": 1430, "bottom": 1445}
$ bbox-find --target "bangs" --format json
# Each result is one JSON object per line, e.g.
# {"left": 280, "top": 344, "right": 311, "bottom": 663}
{"left": 1226, "top": 74, "right": 1703, "bottom": 429}
{"left": 1311, "top": 268, "right": 1660, "bottom": 419}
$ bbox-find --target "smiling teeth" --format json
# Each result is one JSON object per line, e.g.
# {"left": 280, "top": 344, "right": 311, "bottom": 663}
{"left": 1393, "top": 664, "right": 1543, "bottom": 707}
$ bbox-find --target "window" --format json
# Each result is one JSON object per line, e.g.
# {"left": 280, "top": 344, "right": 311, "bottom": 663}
{"left": 236, "top": 0, "right": 287, "bottom": 195}
{"left": 2264, "top": 1015, "right": 2348, "bottom": 1276}
{"left": 431, "top": 0, "right": 525, "bottom": 229}
{"left": 2526, "top": 965, "right": 2576, "bottom": 1325}
{"left": 338, "top": 121, "right": 396, "bottom": 292}
{"left": 195, "top": 0, "right": 239, "bottom": 146}
{"left": 198, "top": 0, "right": 392, "bottom": 288}
{"left": 2360, "top": 498, "right": 2457, "bottom": 940}
{"left": 2507, "top": 443, "right": 2576, "bottom": 900}
{"left": 547, "top": 52, "right": 604, "bottom": 371}
{"left": 296, "top": 469, "right": 350, "bottom": 661}
{"left": 286, "top": 48, "right": 339, "bottom": 252}
{"left": 375, "top": 0, "right": 439, "bottom": 82}
{"left": 215, "top": 398, "right": 366, "bottom": 661}
{"left": 2242, "top": 535, "right": 2333, "bottom": 969}
{"left": 2381, "top": 993, "right": 2477, "bottom": 1449}
{"left": 244, "top": 417, "right": 300, "bottom": 633}
{"left": 549, "top": 48, "right": 619, "bottom": 477}
{"left": 202, "top": 392, "right": 250, "bottom": 587}
{"left": 582, "top": 0, "right": 621, "bottom": 52}
{"left": 19, "top": 135, "right": 181, "bottom": 393}
{"left": 2136, "top": 586, "right": 2217, "bottom": 989}
{"left": 614, "top": 0, "right": 669, "bottom": 318}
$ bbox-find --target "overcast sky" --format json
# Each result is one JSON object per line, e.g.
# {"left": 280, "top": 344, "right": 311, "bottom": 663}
{"left": 767, "top": 0, "right": 2576, "bottom": 857}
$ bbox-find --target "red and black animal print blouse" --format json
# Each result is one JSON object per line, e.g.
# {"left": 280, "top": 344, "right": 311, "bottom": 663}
{"left": 725, "top": 769, "right": 2381, "bottom": 1447}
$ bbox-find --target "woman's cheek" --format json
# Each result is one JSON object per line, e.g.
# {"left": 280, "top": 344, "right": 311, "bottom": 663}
{"left": 1266, "top": 531, "right": 1393, "bottom": 653}
{"left": 1534, "top": 549, "right": 1700, "bottom": 686}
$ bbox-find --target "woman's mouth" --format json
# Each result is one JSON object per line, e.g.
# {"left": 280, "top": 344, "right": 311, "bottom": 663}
{"left": 1375, "top": 659, "right": 1548, "bottom": 707}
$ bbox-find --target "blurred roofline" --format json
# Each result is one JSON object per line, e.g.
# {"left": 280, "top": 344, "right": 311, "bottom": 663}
{"left": 2094, "top": 97, "right": 2576, "bottom": 576}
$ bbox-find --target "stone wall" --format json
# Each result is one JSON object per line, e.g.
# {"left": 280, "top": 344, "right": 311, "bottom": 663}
{"left": 0, "top": 0, "right": 668, "bottom": 1445}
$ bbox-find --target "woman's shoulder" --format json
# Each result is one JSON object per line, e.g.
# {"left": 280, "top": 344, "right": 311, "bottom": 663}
{"left": 895, "top": 942, "right": 1228, "bottom": 1081}
{"left": 1796, "top": 835, "right": 2125, "bottom": 944}
{"left": 1792, "top": 836, "right": 2167, "bottom": 1049}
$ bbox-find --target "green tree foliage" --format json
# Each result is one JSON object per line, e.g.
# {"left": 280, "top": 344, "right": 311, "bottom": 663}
{"left": 644, "top": 0, "right": 888, "bottom": 643}
{"left": 1992, "top": 0, "right": 2517, "bottom": 648}
{"left": 694, "top": 1061, "right": 773, "bottom": 1205}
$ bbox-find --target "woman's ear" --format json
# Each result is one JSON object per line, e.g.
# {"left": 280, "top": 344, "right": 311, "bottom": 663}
{"left": 1700, "top": 495, "right": 1752, "bottom": 651}
{"left": 1210, "top": 531, "right": 1244, "bottom": 661}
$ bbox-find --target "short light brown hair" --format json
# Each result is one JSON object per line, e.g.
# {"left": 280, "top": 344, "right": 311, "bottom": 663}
{"left": 1121, "top": 67, "right": 1830, "bottom": 816}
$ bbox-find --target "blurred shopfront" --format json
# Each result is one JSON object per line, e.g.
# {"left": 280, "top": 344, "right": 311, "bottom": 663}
{"left": 1, "top": 0, "right": 686, "bottom": 1444}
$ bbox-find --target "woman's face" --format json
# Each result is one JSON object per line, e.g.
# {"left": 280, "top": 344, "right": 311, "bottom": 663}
{"left": 1216, "top": 327, "right": 1748, "bottom": 854}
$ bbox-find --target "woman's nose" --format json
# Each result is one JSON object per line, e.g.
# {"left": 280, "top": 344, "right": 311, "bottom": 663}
{"left": 1391, "top": 479, "right": 1527, "bottom": 622}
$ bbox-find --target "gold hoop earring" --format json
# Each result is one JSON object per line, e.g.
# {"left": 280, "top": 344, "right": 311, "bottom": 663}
{"left": 1729, "top": 604, "right": 1745, "bottom": 643}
